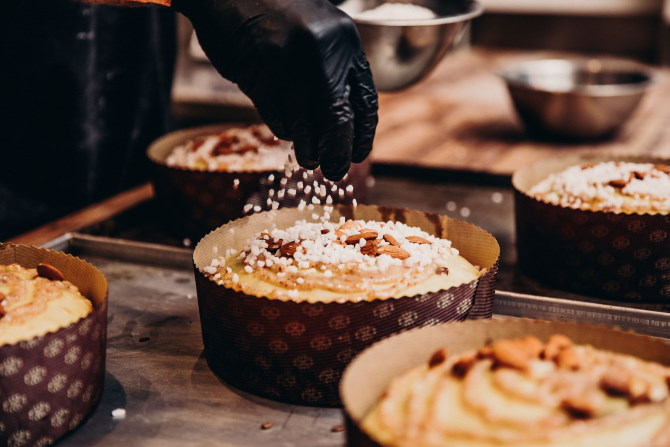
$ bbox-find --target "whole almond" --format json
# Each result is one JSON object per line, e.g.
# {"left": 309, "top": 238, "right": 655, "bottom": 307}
{"left": 451, "top": 354, "right": 477, "bottom": 378}
{"left": 376, "top": 245, "right": 410, "bottom": 260}
{"left": 491, "top": 336, "right": 543, "bottom": 370}
{"left": 37, "top": 263, "right": 65, "bottom": 281}
{"left": 345, "top": 232, "right": 378, "bottom": 245}
{"left": 406, "top": 236, "right": 431, "bottom": 245}
{"left": 556, "top": 348, "right": 581, "bottom": 370}
{"left": 361, "top": 239, "right": 381, "bottom": 256}
{"left": 561, "top": 392, "right": 603, "bottom": 419}
{"left": 428, "top": 348, "right": 448, "bottom": 368}
{"left": 279, "top": 242, "right": 299, "bottom": 257}
{"left": 600, "top": 370, "right": 631, "bottom": 396}
{"left": 492, "top": 341, "right": 531, "bottom": 370}
{"left": 608, "top": 179, "right": 628, "bottom": 188}
{"left": 383, "top": 234, "right": 400, "bottom": 246}
{"left": 543, "top": 334, "right": 573, "bottom": 360}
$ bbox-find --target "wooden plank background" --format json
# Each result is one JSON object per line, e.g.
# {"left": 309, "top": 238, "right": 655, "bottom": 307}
{"left": 372, "top": 48, "right": 670, "bottom": 175}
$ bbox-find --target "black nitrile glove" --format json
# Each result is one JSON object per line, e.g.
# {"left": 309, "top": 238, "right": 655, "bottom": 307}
{"left": 173, "top": 0, "right": 378, "bottom": 181}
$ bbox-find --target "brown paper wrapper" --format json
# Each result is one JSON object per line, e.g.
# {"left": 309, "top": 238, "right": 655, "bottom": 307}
{"left": 513, "top": 154, "right": 670, "bottom": 303}
{"left": 340, "top": 318, "right": 670, "bottom": 447}
{"left": 0, "top": 243, "right": 108, "bottom": 447}
{"left": 147, "top": 123, "right": 370, "bottom": 239}
{"left": 193, "top": 204, "right": 500, "bottom": 406}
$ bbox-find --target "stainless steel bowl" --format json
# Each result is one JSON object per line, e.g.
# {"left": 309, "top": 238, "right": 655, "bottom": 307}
{"left": 499, "top": 58, "right": 653, "bottom": 140}
{"left": 340, "top": 0, "right": 483, "bottom": 91}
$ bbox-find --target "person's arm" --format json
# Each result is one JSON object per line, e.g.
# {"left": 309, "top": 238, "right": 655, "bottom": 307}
{"left": 174, "top": 0, "right": 378, "bottom": 181}
{"left": 82, "top": 0, "right": 378, "bottom": 180}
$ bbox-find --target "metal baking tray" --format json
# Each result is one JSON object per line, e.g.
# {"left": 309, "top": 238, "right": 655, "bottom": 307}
{"left": 43, "top": 233, "right": 670, "bottom": 446}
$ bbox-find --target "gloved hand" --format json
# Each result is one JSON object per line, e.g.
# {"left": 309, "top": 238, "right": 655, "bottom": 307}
{"left": 173, "top": 0, "right": 379, "bottom": 181}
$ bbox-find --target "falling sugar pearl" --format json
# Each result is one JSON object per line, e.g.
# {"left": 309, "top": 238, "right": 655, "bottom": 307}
{"left": 182, "top": 238, "right": 192, "bottom": 247}
{"left": 491, "top": 192, "right": 504, "bottom": 204}
{"left": 243, "top": 204, "right": 254, "bottom": 213}
{"left": 345, "top": 185, "right": 354, "bottom": 193}
{"left": 288, "top": 188, "right": 297, "bottom": 196}
{"left": 460, "top": 207, "right": 471, "bottom": 218}
{"left": 446, "top": 201, "right": 457, "bottom": 212}
{"left": 268, "top": 174, "right": 275, "bottom": 182}
{"left": 352, "top": 199, "right": 358, "bottom": 207}
{"left": 298, "top": 200, "right": 307, "bottom": 211}
{"left": 233, "top": 179, "right": 240, "bottom": 190}
{"left": 304, "top": 185, "right": 312, "bottom": 194}
{"left": 111, "top": 408, "right": 126, "bottom": 419}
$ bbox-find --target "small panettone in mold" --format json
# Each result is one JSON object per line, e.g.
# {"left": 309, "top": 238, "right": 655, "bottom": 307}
{"left": 0, "top": 243, "right": 108, "bottom": 447}
{"left": 341, "top": 319, "right": 670, "bottom": 447}
{"left": 147, "top": 123, "right": 370, "bottom": 239}
{"left": 193, "top": 204, "right": 499, "bottom": 406}
{"left": 514, "top": 155, "right": 670, "bottom": 302}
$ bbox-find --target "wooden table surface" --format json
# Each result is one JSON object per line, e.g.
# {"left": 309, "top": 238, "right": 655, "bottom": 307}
{"left": 372, "top": 48, "right": 670, "bottom": 174}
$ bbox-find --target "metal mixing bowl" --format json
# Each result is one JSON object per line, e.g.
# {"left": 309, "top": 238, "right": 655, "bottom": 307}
{"left": 340, "top": 0, "right": 483, "bottom": 91}
{"left": 499, "top": 58, "right": 653, "bottom": 140}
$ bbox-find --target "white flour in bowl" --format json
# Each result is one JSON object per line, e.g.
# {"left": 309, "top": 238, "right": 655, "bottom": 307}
{"left": 354, "top": 3, "right": 437, "bottom": 20}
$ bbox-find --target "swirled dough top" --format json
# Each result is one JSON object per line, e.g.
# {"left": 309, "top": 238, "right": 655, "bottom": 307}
{"left": 363, "top": 334, "right": 670, "bottom": 447}
{"left": 0, "top": 264, "right": 92, "bottom": 346}
{"left": 165, "top": 124, "right": 293, "bottom": 172}
{"left": 529, "top": 162, "right": 670, "bottom": 214}
{"left": 203, "top": 218, "right": 483, "bottom": 303}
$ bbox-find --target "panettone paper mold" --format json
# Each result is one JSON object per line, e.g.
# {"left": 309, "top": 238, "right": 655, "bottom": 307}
{"left": 0, "top": 243, "right": 108, "bottom": 447}
{"left": 147, "top": 123, "right": 370, "bottom": 239}
{"left": 340, "top": 318, "right": 670, "bottom": 447}
{"left": 513, "top": 154, "right": 670, "bottom": 303}
{"left": 193, "top": 204, "right": 500, "bottom": 406}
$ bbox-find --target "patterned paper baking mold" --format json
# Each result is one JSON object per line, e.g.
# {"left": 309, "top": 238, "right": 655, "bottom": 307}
{"left": 514, "top": 154, "right": 670, "bottom": 303}
{"left": 0, "top": 243, "right": 108, "bottom": 447}
{"left": 147, "top": 123, "right": 370, "bottom": 239}
{"left": 340, "top": 318, "right": 670, "bottom": 447}
{"left": 193, "top": 204, "right": 500, "bottom": 406}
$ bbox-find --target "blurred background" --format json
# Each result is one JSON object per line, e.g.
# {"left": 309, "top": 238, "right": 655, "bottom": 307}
{"left": 172, "top": 0, "right": 670, "bottom": 125}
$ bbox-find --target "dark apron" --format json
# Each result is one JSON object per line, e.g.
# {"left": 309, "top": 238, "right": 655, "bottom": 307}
{"left": 0, "top": 0, "right": 176, "bottom": 239}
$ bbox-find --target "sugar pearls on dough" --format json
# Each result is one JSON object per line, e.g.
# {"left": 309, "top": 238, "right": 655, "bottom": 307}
{"left": 166, "top": 124, "right": 293, "bottom": 172}
{"left": 0, "top": 264, "right": 93, "bottom": 346}
{"left": 529, "top": 162, "right": 670, "bottom": 214}
{"left": 363, "top": 334, "right": 670, "bottom": 447}
{"left": 203, "top": 218, "right": 483, "bottom": 303}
